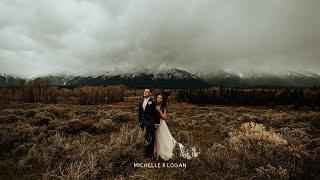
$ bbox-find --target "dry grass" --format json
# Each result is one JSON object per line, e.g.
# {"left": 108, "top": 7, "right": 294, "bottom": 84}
{"left": 0, "top": 99, "right": 319, "bottom": 179}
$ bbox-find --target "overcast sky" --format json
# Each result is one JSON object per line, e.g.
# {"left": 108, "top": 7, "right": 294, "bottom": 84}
{"left": 1, "top": 0, "right": 320, "bottom": 78}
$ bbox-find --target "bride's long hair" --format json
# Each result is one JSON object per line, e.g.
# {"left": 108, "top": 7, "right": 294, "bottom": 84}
{"left": 157, "top": 93, "right": 167, "bottom": 113}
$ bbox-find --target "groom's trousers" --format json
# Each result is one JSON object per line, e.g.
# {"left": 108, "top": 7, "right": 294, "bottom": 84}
{"left": 144, "top": 124, "right": 155, "bottom": 157}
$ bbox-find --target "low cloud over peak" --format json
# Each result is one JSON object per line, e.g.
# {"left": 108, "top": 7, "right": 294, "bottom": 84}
{"left": 1, "top": 0, "right": 320, "bottom": 78}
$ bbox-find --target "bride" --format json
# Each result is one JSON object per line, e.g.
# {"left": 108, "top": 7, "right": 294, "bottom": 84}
{"left": 153, "top": 93, "right": 200, "bottom": 161}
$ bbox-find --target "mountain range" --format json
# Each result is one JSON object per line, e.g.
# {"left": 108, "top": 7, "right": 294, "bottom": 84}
{"left": 197, "top": 70, "right": 320, "bottom": 88}
{"left": 1, "top": 69, "right": 320, "bottom": 88}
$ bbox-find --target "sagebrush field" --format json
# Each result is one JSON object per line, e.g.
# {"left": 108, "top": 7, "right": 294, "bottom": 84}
{"left": 0, "top": 88, "right": 319, "bottom": 179}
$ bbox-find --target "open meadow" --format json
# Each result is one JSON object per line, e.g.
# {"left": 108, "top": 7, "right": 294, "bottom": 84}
{"left": 0, "top": 87, "right": 319, "bottom": 179}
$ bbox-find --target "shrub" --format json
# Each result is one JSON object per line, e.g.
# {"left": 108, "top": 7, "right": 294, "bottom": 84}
{"left": 255, "top": 164, "right": 289, "bottom": 179}
{"left": 204, "top": 122, "right": 310, "bottom": 178}
{"left": 32, "top": 111, "right": 53, "bottom": 126}
{"left": 19, "top": 124, "right": 144, "bottom": 179}
{"left": 65, "top": 119, "right": 93, "bottom": 135}
{"left": 0, "top": 114, "right": 23, "bottom": 124}
{"left": 93, "top": 118, "right": 116, "bottom": 133}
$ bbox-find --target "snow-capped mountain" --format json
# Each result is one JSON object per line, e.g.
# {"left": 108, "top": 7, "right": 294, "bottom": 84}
{"left": 197, "top": 69, "right": 242, "bottom": 87}
{"left": 64, "top": 68, "right": 209, "bottom": 88}
{"left": 154, "top": 69, "right": 200, "bottom": 80}
{"left": 31, "top": 74, "right": 76, "bottom": 86}
{"left": 199, "top": 69, "right": 320, "bottom": 87}
{"left": 0, "top": 73, "right": 25, "bottom": 86}
{"left": 1, "top": 69, "right": 320, "bottom": 88}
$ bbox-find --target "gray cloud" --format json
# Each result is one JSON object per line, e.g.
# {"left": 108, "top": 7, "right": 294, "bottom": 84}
{"left": 0, "top": 0, "right": 320, "bottom": 78}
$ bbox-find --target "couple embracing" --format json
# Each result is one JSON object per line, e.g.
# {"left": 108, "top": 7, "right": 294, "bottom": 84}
{"left": 138, "top": 88, "right": 199, "bottom": 161}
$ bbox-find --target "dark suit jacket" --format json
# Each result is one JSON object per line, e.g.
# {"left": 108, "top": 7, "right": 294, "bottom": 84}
{"left": 138, "top": 97, "right": 160, "bottom": 130}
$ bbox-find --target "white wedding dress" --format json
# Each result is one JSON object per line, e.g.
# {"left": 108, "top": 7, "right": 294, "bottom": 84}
{"left": 154, "top": 119, "right": 200, "bottom": 161}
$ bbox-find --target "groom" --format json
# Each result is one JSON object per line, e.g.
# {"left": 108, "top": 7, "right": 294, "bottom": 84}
{"left": 138, "top": 88, "right": 160, "bottom": 159}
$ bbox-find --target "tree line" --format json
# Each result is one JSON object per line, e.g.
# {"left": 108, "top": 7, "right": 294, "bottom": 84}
{"left": 173, "top": 86, "right": 320, "bottom": 109}
{"left": 0, "top": 80, "right": 126, "bottom": 105}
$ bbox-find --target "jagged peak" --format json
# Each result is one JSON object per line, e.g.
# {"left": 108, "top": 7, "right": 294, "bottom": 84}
{"left": 153, "top": 68, "right": 200, "bottom": 80}
{"left": 0, "top": 73, "right": 22, "bottom": 79}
